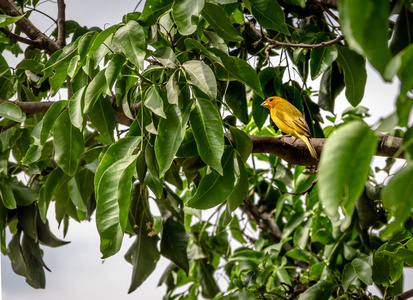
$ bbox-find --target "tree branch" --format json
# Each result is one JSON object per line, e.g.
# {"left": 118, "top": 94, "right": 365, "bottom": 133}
{"left": 249, "top": 18, "right": 344, "bottom": 50}
{"left": 56, "top": 0, "right": 66, "bottom": 47}
{"left": 0, "top": 0, "right": 60, "bottom": 54}
{"left": 0, "top": 99, "right": 405, "bottom": 166}
{"left": 395, "top": 288, "right": 413, "bottom": 300}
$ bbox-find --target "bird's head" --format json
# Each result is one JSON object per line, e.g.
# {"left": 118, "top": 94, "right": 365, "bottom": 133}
{"left": 261, "top": 96, "right": 285, "bottom": 109}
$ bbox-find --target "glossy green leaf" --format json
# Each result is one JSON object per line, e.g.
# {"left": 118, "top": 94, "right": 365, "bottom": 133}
{"left": 139, "top": 0, "right": 173, "bottom": 26}
{"left": 384, "top": 44, "right": 413, "bottom": 95}
{"left": 198, "top": 259, "right": 220, "bottom": 299}
{"left": 318, "top": 121, "right": 378, "bottom": 225}
{"left": 54, "top": 110, "right": 84, "bottom": 176}
{"left": 0, "top": 102, "right": 26, "bottom": 122}
{"left": 228, "top": 125, "right": 253, "bottom": 163}
{"left": 318, "top": 62, "right": 345, "bottom": 113}
{"left": 113, "top": 21, "right": 146, "bottom": 70}
{"left": 88, "top": 96, "right": 116, "bottom": 145}
{"left": 155, "top": 103, "right": 191, "bottom": 177}
{"left": 342, "top": 263, "right": 358, "bottom": 291}
{"left": 310, "top": 35, "right": 338, "bottom": 80}
{"left": 96, "top": 154, "right": 138, "bottom": 258}
{"left": 182, "top": 60, "right": 217, "bottom": 99}
{"left": 160, "top": 217, "right": 189, "bottom": 274}
{"left": 201, "top": 2, "right": 243, "bottom": 42}
{"left": 243, "top": 0, "right": 289, "bottom": 35}
{"left": 339, "top": 0, "right": 391, "bottom": 73}
{"left": 335, "top": 45, "right": 367, "bottom": 107}
{"left": 144, "top": 86, "right": 167, "bottom": 119}
{"left": 186, "top": 147, "right": 236, "bottom": 209}
{"left": 37, "top": 218, "right": 70, "bottom": 248}
{"left": 0, "top": 14, "right": 24, "bottom": 28}
{"left": 225, "top": 81, "right": 248, "bottom": 124}
{"left": 172, "top": 0, "right": 204, "bottom": 35}
{"left": 0, "top": 182, "right": 16, "bottom": 209}
{"left": 126, "top": 184, "right": 160, "bottom": 293}
{"left": 87, "top": 24, "right": 121, "bottom": 61}
{"left": 38, "top": 168, "right": 67, "bottom": 222}
{"left": 227, "top": 154, "right": 248, "bottom": 212}
{"left": 16, "top": 59, "right": 45, "bottom": 73}
{"left": 380, "top": 163, "right": 413, "bottom": 239}
{"left": 189, "top": 97, "right": 224, "bottom": 174}
{"left": 298, "top": 280, "right": 336, "bottom": 300}
{"left": 352, "top": 256, "right": 373, "bottom": 285}
{"left": 84, "top": 69, "right": 107, "bottom": 113}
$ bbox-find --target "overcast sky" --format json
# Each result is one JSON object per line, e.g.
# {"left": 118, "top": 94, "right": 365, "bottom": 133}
{"left": 1, "top": 1, "right": 412, "bottom": 299}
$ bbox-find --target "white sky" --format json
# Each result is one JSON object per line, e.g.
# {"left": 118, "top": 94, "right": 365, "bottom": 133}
{"left": 1, "top": 1, "right": 412, "bottom": 299}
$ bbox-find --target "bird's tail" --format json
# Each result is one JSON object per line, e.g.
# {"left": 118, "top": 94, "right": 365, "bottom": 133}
{"left": 302, "top": 136, "right": 318, "bottom": 160}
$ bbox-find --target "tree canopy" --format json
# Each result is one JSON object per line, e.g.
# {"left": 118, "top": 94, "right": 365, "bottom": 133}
{"left": 0, "top": 0, "right": 413, "bottom": 299}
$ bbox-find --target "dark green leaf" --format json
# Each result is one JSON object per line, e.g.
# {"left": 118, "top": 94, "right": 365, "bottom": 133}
{"left": 201, "top": 2, "right": 243, "bottom": 42}
{"left": 318, "top": 62, "right": 344, "bottom": 113}
{"left": 88, "top": 96, "right": 116, "bottom": 144}
{"left": 153, "top": 47, "right": 178, "bottom": 68}
{"left": 310, "top": 34, "right": 338, "bottom": 80}
{"left": 342, "top": 263, "right": 358, "bottom": 292}
{"left": 228, "top": 126, "right": 253, "bottom": 163}
{"left": 69, "top": 86, "right": 86, "bottom": 129}
{"left": 384, "top": 44, "right": 413, "bottom": 95}
{"left": 105, "top": 54, "right": 126, "bottom": 93}
{"left": 161, "top": 217, "right": 189, "bottom": 274}
{"left": 225, "top": 81, "right": 248, "bottom": 124}
{"left": 198, "top": 259, "right": 220, "bottom": 298}
{"left": 189, "top": 97, "right": 224, "bottom": 174}
{"left": 87, "top": 24, "right": 121, "bottom": 61}
{"left": 318, "top": 121, "right": 378, "bottom": 227}
{"left": 335, "top": 45, "right": 367, "bottom": 107}
{"left": 298, "top": 280, "right": 336, "bottom": 300}
{"left": 139, "top": 0, "right": 173, "bottom": 26}
{"left": 352, "top": 256, "right": 373, "bottom": 285}
{"left": 37, "top": 218, "right": 70, "bottom": 247}
{"left": 172, "top": 0, "right": 204, "bottom": 35}
{"left": 227, "top": 154, "right": 248, "bottom": 211}
{"left": 0, "top": 182, "right": 16, "bottom": 209}
{"left": 186, "top": 147, "right": 235, "bottom": 209}
{"left": 54, "top": 110, "right": 84, "bottom": 176}
{"left": 390, "top": 4, "right": 413, "bottom": 56}
{"left": 144, "top": 86, "right": 167, "bottom": 119}
{"left": 155, "top": 102, "right": 191, "bottom": 177}
{"left": 243, "top": 0, "right": 289, "bottom": 35}
{"left": 84, "top": 69, "right": 107, "bottom": 112}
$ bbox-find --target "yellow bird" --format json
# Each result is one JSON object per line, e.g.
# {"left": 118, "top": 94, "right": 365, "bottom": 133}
{"left": 261, "top": 96, "right": 318, "bottom": 160}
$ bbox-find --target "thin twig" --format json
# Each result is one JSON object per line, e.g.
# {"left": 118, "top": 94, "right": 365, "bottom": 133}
{"left": 56, "top": 0, "right": 66, "bottom": 47}
{"left": 0, "top": 121, "right": 19, "bottom": 131}
{"left": 312, "top": 0, "right": 339, "bottom": 23}
{"left": 249, "top": 18, "right": 344, "bottom": 50}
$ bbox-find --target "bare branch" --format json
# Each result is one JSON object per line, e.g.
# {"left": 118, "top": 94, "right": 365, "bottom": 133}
{"left": 395, "top": 288, "right": 413, "bottom": 300}
{"left": 249, "top": 18, "right": 344, "bottom": 50}
{"left": 0, "top": 0, "right": 61, "bottom": 54}
{"left": 56, "top": 0, "right": 66, "bottom": 47}
{"left": 312, "top": 0, "right": 339, "bottom": 23}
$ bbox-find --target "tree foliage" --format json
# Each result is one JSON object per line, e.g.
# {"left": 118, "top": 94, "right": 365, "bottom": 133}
{"left": 0, "top": 0, "right": 413, "bottom": 299}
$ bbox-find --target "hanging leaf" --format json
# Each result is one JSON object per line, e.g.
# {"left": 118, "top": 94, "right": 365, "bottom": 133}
{"left": 172, "top": 0, "right": 205, "bottom": 35}
{"left": 182, "top": 60, "right": 217, "bottom": 99}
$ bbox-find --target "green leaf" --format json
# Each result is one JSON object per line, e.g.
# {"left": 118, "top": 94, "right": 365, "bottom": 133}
{"left": 335, "top": 45, "right": 367, "bottom": 107}
{"left": 182, "top": 60, "right": 217, "bottom": 99}
{"left": 189, "top": 97, "right": 224, "bottom": 174}
{"left": 318, "top": 121, "right": 378, "bottom": 226}
{"left": 172, "top": 0, "right": 205, "bottom": 35}
{"left": 201, "top": 2, "right": 243, "bottom": 42}
{"left": 144, "top": 86, "right": 167, "bottom": 119}
{"left": 298, "top": 280, "right": 336, "bottom": 300}
{"left": 155, "top": 102, "right": 191, "bottom": 177}
{"left": 153, "top": 47, "right": 178, "bottom": 68}
{"left": 87, "top": 24, "right": 121, "bottom": 61}
{"left": 243, "top": 0, "right": 289, "bottom": 35}
{"left": 39, "top": 101, "right": 69, "bottom": 146}
{"left": 227, "top": 154, "right": 248, "bottom": 212}
{"left": 186, "top": 147, "right": 236, "bottom": 209}
{"left": 380, "top": 163, "right": 413, "bottom": 239}
{"left": 96, "top": 154, "right": 138, "bottom": 258}
{"left": 390, "top": 5, "right": 413, "bottom": 56}
{"left": 198, "top": 259, "right": 220, "bottom": 298}
{"left": 228, "top": 125, "right": 253, "bottom": 163}
{"left": 0, "top": 182, "right": 16, "bottom": 209}
{"left": 352, "top": 256, "right": 373, "bottom": 285}
{"left": 160, "top": 217, "right": 189, "bottom": 274}
{"left": 310, "top": 35, "right": 338, "bottom": 80}
{"left": 54, "top": 110, "right": 84, "bottom": 176}
{"left": 318, "top": 62, "right": 345, "bottom": 113}
{"left": 88, "top": 96, "right": 116, "bottom": 144}
{"left": 384, "top": 44, "right": 413, "bottom": 96}
{"left": 69, "top": 86, "right": 86, "bottom": 129}
{"left": 342, "top": 263, "right": 358, "bottom": 292}
{"left": 113, "top": 21, "right": 146, "bottom": 70}
{"left": 139, "top": 0, "right": 173, "bottom": 26}
{"left": 225, "top": 81, "right": 248, "bottom": 124}
{"left": 84, "top": 69, "right": 107, "bottom": 113}
{"left": 16, "top": 59, "right": 45, "bottom": 73}
{"left": 0, "top": 14, "right": 24, "bottom": 28}
{"left": 37, "top": 218, "right": 70, "bottom": 247}
{"left": 0, "top": 102, "right": 26, "bottom": 122}
{"left": 339, "top": 0, "right": 391, "bottom": 73}
{"left": 105, "top": 54, "right": 126, "bottom": 94}
{"left": 126, "top": 184, "right": 160, "bottom": 293}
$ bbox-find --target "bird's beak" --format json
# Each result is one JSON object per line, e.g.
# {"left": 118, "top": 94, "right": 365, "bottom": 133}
{"left": 261, "top": 101, "right": 268, "bottom": 107}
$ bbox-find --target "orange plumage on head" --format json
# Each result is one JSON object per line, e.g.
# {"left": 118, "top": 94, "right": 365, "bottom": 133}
{"left": 261, "top": 96, "right": 318, "bottom": 160}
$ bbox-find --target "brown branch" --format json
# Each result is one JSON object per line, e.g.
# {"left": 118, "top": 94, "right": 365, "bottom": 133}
{"left": 0, "top": 28, "right": 41, "bottom": 47}
{"left": 56, "top": 0, "right": 66, "bottom": 48}
{"left": 312, "top": 0, "right": 339, "bottom": 23}
{"left": 395, "top": 288, "right": 413, "bottom": 300}
{"left": 0, "top": 0, "right": 60, "bottom": 54}
{"left": 242, "top": 197, "right": 308, "bottom": 269}
{"left": 249, "top": 19, "right": 344, "bottom": 50}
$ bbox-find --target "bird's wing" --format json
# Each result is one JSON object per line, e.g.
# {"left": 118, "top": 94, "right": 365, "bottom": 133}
{"left": 273, "top": 103, "right": 311, "bottom": 137}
